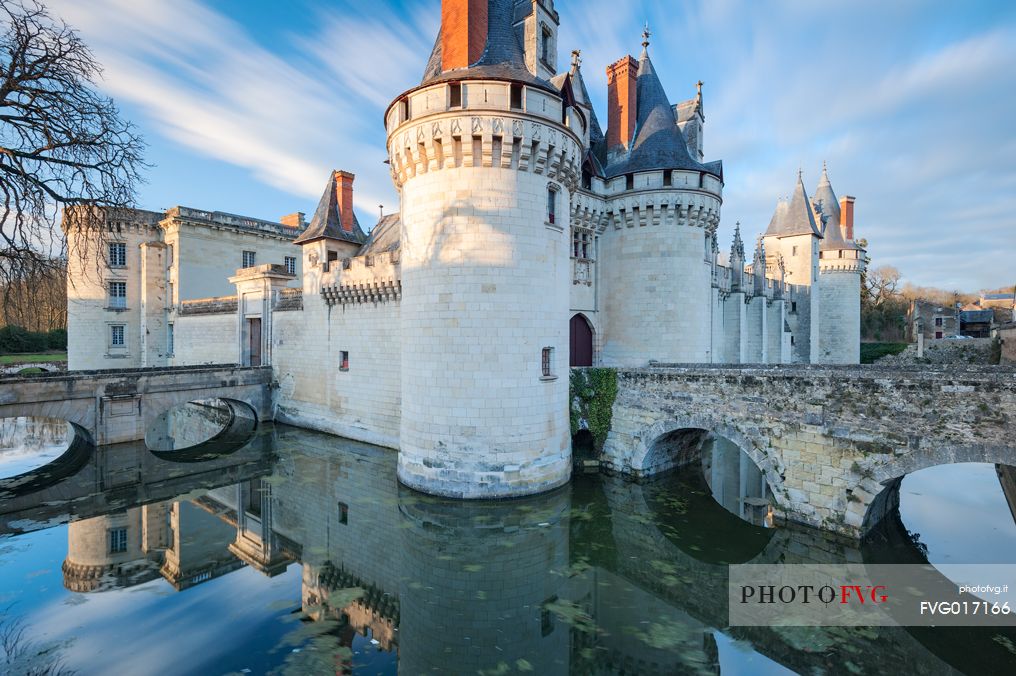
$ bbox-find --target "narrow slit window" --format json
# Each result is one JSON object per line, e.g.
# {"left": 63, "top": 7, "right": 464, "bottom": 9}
{"left": 340, "top": 351, "right": 349, "bottom": 371}
{"left": 338, "top": 502, "right": 349, "bottom": 525}
{"left": 663, "top": 169, "right": 673, "bottom": 187}
{"left": 547, "top": 186, "right": 557, "bottom": 224}
{"left": 541, "top": 347, "right": 554, "bottom": 378}
{"left": 625, "top": 174, "right": 634, "bottom": 190}
{"left": 449, "top": 83, "right": 462, "bottom": 108}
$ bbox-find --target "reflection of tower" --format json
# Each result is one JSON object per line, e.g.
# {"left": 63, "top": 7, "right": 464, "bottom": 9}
{"left": 397, "top": 485, "right": 571, "bottom": 675}
{"left": 62, "top": 503, "right": 169, "bottom": 592}
{"left": 228, "top": 478, "right": 294, "bottom": 575}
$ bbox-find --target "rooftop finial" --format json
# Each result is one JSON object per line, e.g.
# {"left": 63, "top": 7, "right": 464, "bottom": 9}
{"left": 696, "top": 80, "right": 703, "bottom": 97}
{"left": 642, "top": 23, "right": 651, "bottom": 52}
{"left": 798, "top": 167, "right": 803, "bottom": 182}
{"left": 571, "top": 49, "right": 582, "bottom": 72}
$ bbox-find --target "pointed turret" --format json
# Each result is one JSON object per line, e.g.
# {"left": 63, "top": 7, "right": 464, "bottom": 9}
{"left": 730, "top": 222, "right": 746, "bottom": 266}
{"left": 293, "top": 171, "right": 366, "bottom": 246}
{"left": 605, "top": 31, "right": 714, "bottom": 178}
{"left": 812, "top": 165, "right": 861, "bottom": 251}
{"left": 753, "top": 236, "right": 767, "bottom": 293}
{"left": 764, "top": 171, "right": 823, "bottom": 238}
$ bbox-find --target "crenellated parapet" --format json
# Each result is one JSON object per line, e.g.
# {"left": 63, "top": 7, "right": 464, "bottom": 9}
{"left": 818, "top": 249, "right": 866, "bottom": 274}
{"left": 604, "top": 189, "right": 720, "bottom": 231}
{"left": 385, "top": 78, "right": 585, "bottom": 191}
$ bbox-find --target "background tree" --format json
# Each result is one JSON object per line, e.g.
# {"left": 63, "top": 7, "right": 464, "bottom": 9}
{"left": 861, "top": 265, "right": 908, "bottom": 342}
{"left": 0, "top": 0, "right": 144, "bottom": 300}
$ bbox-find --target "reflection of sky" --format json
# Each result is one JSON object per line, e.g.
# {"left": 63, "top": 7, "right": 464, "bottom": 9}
{"left": 0, "top": 524, "right": 306, "bottom": 675}
{"left": 899, "top": 463, "right": 1016, "bottom": 564}
{"left": 0, "top": 446, "right": 66, "bottom": 479}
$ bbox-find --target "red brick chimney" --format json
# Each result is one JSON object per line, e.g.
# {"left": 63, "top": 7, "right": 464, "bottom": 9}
{"left": 840, "top": 195, "right": 855, "bottom": 240}
{"left": 335, "top": 171, "right": 355, "bottom": 233}
{"left": 606, "top": 56, "right": 638, "bottom": 153}
{"left": 280, "top": 212, "right": 305, "bottom": 229}
{"left": 442, "top": 0, "right": 488, "bottom": 72}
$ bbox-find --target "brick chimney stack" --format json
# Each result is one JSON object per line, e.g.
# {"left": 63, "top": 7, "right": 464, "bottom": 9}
{"left": 441, "top": 0, "right": 488, "bottom": 72}
{"left": 840, "top": 195, "right": 855, "bottom": 240}
{"left": 335, "top": 171, "right": 355, "bottom": 233}
{"left": 606, "top": 55, "right": 638, "bottom": 153}
{"left": 280, "top": 212, "right": 305, "bottom": 229}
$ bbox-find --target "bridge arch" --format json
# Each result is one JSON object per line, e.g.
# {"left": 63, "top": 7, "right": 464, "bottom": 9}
{"left": 869, "top": 442, "right": 1016, "bottom": 485}
{"left": 618, "top": 416, "right": 790, "bottom": 515}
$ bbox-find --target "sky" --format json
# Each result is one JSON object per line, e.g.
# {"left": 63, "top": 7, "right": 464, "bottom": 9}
{"left": 43, "top": 0, "right": 1016, "bottom": 291}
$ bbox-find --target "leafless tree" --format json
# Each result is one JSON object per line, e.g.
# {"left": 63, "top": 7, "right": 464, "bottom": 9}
{"left": 0, "top": 0, "right": 145, "bottom": 290}
{"left": 1, "top": 608, "right": 75, "bottom": 675}
{"left": 863, "top": 265, "right": 901, "bottom": 310}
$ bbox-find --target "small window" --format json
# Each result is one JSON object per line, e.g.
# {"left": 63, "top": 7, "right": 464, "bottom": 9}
{"left": 791, "top": 301, "right": 797, "bottom": 314}
{"left": 572, "top": 229, "right": 592, "bottom": 260}
{"left": 285, "top": 256, "right": 297, "bottom": 276}
{"left": 400, "top": 97, "right": 410, "bottom": 122}
{"left": 581, "top": 169, "right": 592, "bottom": 190}
{"left": 541, "top": 596, "right": 558, "bottom": 637}
{"left": 792, "top": 246, "right": 798, "bottom": 256}
{"left": 109, "top": 528, "right": 127, "bottom": 554}
{"left": 108, "top": 281, "right": 126, "bottom": 308}
{"left": 935, "top": 317, "right": 943, "bottom": 327}
{"left": 541, "top": 27, "right": 552, "bottom": 64}
{"left": 625, "top": 174, "right": 634, "bottom": 190}
{"left": 935, "top": 331, "right": 943, "bottom": 340}
{"left": 541, "top": 347, "right": 554, "bottom": 378}
{"left": 547, "top": 187, "right": 557, "bottom": 225}
{"left": 110, "top": 324, "right": 125, "bottom": 347}
{"left": 449, "top": 83, "right": 462, "bottom": 108}
{"left": 338, "top": 502, "right": 349, "bottom": 525}
{"left": 791, "top": 335, "right": 796, "bottom": 346}
{"left": 510, "top": 83, "right": 523, "bottom": 110}
{"left": 663, "top": 169, "right": 673, "bottom": 187}
{"left": 340, "top": 351, "right": 349, "bottom": 371}
{"left": 242, "top": 250, "right": 256, "bottom": 268}
{"left": 108, "top": 242, "right": 126, "bottom": 268}
{"left": 167, "top": 323, "right": 174, "bottom": 355}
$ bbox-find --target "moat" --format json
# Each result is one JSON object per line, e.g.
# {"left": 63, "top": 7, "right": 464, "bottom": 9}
{"left": 2, "top": 415, "right": 1016, "bottom": 675}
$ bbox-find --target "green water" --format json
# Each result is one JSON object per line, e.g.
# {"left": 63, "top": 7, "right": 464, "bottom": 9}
{"left": 1, "top": 421, "right": 1015, "bottom": 675}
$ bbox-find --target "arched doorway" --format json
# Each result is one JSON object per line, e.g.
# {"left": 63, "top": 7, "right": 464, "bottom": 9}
{"left": 570, "top": 314, "right": 593, "bottom": 367}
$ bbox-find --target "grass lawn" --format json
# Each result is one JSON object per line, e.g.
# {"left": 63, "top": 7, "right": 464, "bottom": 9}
{"left": 860, "top": 342, "right": 908, "bottom": 364}
{"left": 0, "top": 352, "right": 67, "bottom": 365}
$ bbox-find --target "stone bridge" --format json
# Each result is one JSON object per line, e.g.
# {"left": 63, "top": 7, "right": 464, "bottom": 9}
{"left": 0, "top": 364, "right": 274, "bottom": 445}
{"left": 597, "top": 364, "right": 1016, "bottom": 536}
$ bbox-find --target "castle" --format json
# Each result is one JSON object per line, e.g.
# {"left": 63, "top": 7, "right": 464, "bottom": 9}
{"left": 65, "top": 0, "right": 866, "bottom": 499}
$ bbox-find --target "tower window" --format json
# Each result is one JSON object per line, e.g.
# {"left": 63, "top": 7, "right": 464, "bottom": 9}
{"left": 109, "top": 528, "right": 127, "bottom": 554}
{"left": 663, "top": 170, "right": 673, "bottom": 187}
{"left": 340, "top": 351, "right": 349, "bottom": 371}
{"left": 547, "top": 186, "right": 557, "bottom": 225}
{"left": 625, "top": 174, "right": 634, "bottom": 190}
{"left": 108, "top": 242, "right": 126, "bottom": 268}
{"left": 449, "top": 83, "right": 462, "bottom": 108}
{"left": 285, "top": 256, "right": 297, "bottom": 276}
{"left": 792, "top": 246, "right": 798, "bottom": 256}
{"left": 541, "top": 27, "right": 552, "bottom": 65}
{"left": 541, "top": 347, "right": 555, "bottom": 378}
{"left": 400, "top": 97, "right": 410, "bottom": 122}
{"left": 510, "top": 83, "right": 523, "bottom": 110}
{"left": 338, "top": 502, "right": 349, "bottom": 525}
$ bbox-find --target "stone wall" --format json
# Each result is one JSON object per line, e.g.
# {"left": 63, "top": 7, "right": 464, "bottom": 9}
{"left": 172, "top": 313, "right": 237, "bottom": 366}
{"left": 999, "top": 325, "right": 1016, "bottom": 364}
{"left": 875, "top": 337, "right": 995, "bottom": 366}
{"left": 596, "top": 364, "right": 1016, "bottom": 536}
{"left": 818, "top": 268, "right": 861, "bottom": 364}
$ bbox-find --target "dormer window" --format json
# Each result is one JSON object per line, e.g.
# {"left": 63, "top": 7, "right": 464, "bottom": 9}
{"left": 541, "top": 27, "right": 552, "bottom": 65}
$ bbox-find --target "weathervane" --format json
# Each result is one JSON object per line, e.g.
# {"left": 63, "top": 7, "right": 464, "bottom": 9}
{"left": 642, "top": 23, "right": 651, "bottom": 50}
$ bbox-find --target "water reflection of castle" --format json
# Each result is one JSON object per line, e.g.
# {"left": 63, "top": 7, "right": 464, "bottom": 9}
{"left": 53, "top": 425, "right": 983, "bottom": 675}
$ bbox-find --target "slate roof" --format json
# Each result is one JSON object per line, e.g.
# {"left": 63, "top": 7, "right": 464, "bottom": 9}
{"left": 765, "top": 173, "right": 823, "bottom": 239}
{"left": 984, "top": 293, "right": 1015, "bottom": 301}
{"left": 960, "top": 310, "right": 994, "bottom": 324}
{"left": 420, "top": 0, "right": 551, "bottom": 90}
{"left": 358, "top": 214, "right": 401, "bottom": 256}
{"left": 293, "top": 172, "right": 367, "bottom": 246}
{"left": 604, "top": 49, "right": 719, "bottom": 179}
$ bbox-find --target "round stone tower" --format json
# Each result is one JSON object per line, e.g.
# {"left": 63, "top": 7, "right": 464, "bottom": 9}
{"left": 813, "top": 166, "right": 865, "bottom": 364}
{"left": 385, "top": 0, "right": 581, "bottom": 498}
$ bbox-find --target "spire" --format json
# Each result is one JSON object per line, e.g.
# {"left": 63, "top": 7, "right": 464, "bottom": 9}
{"left": 293, "top": 171, "right": 366, "bottom": 246}
{"left": 730, "top": 222, "right": 745, "bottom": 264}
{"left": 641, "top": 23, "right": 651, "bottom": 55}
{"left": 813, "top": 162, "right": 842, "bottom": 240}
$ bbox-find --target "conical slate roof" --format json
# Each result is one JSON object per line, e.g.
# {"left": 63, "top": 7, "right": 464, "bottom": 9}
{"left": 293, "top": 172, "right": 366, "bottom": 246}
{"left": 420, "top": 0, "right": 550, "bottom": 89}
{"left": 764, "top": 173, "right": 823, "bottom": 239}
{"left": 812, "top": 165, "right": 840, "bottom": 234}
{"left": 604, "top": 48, "right": 718, "bottom": 178}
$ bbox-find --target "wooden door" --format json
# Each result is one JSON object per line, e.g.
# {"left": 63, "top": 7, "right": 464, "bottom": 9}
{"left": 570, "top": 314, "right": 593, "bottom": 367}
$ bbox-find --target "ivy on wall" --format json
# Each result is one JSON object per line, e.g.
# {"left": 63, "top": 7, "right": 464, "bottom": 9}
{"left": 570, "top": 368, "right": 618, "bottom": 452}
